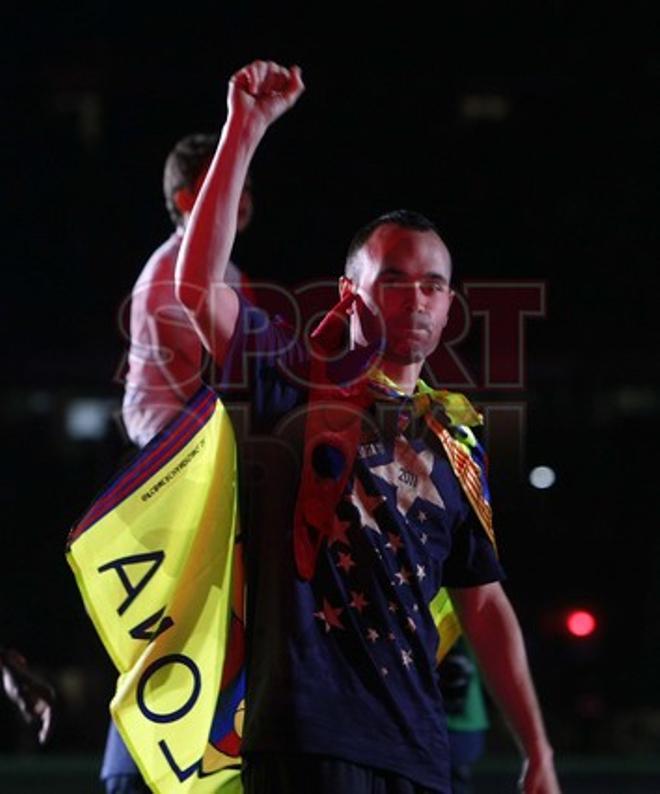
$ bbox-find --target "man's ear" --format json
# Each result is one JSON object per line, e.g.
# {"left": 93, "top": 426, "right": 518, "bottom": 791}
{"left": 173, "top": 187, "right": 196, "bottom": 215}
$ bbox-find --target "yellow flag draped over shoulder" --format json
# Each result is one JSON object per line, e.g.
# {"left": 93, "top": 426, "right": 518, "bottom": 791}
{"left": 66, "top": 387, "right": 244, "bottom": 793}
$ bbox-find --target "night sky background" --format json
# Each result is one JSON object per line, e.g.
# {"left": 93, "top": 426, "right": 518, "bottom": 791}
{"left": 1, "top": 0, "right": 659, "bottom": 766}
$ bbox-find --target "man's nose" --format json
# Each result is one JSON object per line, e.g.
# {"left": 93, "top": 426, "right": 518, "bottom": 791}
{"left": 402, "top": 281, "right": 429, "bottom": 309}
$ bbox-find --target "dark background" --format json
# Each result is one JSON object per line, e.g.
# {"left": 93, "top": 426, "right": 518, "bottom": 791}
{"left": 1, "top": 0, "right": 659, "bottom": 768}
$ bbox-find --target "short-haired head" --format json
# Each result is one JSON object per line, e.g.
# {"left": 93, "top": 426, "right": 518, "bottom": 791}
{"left": 345, "top": 209, "right": 451, "bottom": 285}
{"left": 163, "top": 133, "right": 218, "bottom": 227}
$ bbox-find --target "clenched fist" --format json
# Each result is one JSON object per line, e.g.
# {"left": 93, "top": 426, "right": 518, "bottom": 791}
{"left": 228, "top": 60, "right": 305, "bottom": 132}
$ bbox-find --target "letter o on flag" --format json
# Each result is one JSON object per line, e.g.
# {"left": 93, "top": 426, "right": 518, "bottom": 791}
{"left": 137, "top": 654, "right": 201, "bottom": 723}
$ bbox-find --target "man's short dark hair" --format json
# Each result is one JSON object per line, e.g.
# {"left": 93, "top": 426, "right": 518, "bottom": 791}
{"left": 344, "top": 209, "right": 446, "bottom": 282}
{"left": 163, "top": 133, "right": 219, "bottom": 226}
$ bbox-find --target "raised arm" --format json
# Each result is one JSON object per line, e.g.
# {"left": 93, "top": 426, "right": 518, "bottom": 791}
{"left": 175, "top": 60, "right": 304, "bottom": 363}
{"left": 448, "top": 582, "right": 561, "bottom": 794}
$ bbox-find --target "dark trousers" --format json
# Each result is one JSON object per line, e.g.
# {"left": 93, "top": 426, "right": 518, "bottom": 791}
{"left": 242, "top": 753, "right": 444, "bottom": 794}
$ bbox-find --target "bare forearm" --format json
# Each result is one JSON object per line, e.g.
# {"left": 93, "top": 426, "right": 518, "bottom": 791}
{"left": 176, "top": 111, "right": 262, "bottom": 308}
{"left": 449, "top": 583, "right": 561, "bottom": 792}
{"left": 462, "top": 591, "right": 550, "bottom": 756}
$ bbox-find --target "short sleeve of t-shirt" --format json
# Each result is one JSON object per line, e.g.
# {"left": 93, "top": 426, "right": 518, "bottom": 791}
{"left": 214, "top": 291, "right": 301, "bottom": 382}
{"left": 441, "top": 501, "right": 506, "bottom": 588}
{"left": 213, "top": 291, "right": 308, "bottom": 426}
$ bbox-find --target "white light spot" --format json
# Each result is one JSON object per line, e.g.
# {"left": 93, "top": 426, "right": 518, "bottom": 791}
{"left": 65, "top": 399, "right": 115, "bottom": 440}
{"left": 529, "top": 466, "right": 556, "bottom": 490}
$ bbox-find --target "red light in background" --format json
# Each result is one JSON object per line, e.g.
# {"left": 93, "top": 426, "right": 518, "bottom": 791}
{"left": 566, "top": 609, "right": 597, "bottom": 638}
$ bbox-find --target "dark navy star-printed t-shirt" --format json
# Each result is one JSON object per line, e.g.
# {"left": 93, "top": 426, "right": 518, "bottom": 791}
{"left": 217, "top": 294, "right": 505, "bottom": 792}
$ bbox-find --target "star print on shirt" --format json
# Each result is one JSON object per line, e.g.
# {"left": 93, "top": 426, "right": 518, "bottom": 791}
{"left": 350, "top": 591, "right": 369, "bottom": 613}
{"left": 401, "top": 649, "right": 414, "bottom": 669}
{"left": 367, "top": 628, "right": 380, "bottom": 643}
{"left": 327, "top": 518, "right": 352, "bottom": 548}
{"left": 337, "top": 551, "right": 356, "bottom": 573}
{"left": 314, "top": 599, "right": 344, "bottom": 633}
{"left": 346, "top": 476, "right": 386, "bottom": 534}
{"left": 416, "top": 564, "right": 427, "bottom": 581}
{"left": 370, "top": 436, "right": 445, "bottom": 519}
{"left": 386, "top": 532, "right": 404, "bottom": 552}
{"left": 395, "top": 566, "right": 412, "bottom": 586}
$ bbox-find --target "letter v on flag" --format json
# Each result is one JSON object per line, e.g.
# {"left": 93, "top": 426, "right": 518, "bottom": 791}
{"left": 66, "top": 387, "right": 245, "bottom": 793}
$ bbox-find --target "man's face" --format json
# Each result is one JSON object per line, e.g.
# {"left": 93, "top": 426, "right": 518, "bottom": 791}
{"left": 352, "top": 225, "right": 454, "bottom": 364}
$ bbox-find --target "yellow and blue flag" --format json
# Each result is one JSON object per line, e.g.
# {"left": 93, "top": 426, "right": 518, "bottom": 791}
{"left": 67, "top": 387, "right": 244, "bottom": 793}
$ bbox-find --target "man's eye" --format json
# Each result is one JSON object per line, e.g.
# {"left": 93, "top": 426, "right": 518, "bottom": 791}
{"left": 418, "top": 281, "right": 444, "bottom": 293}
